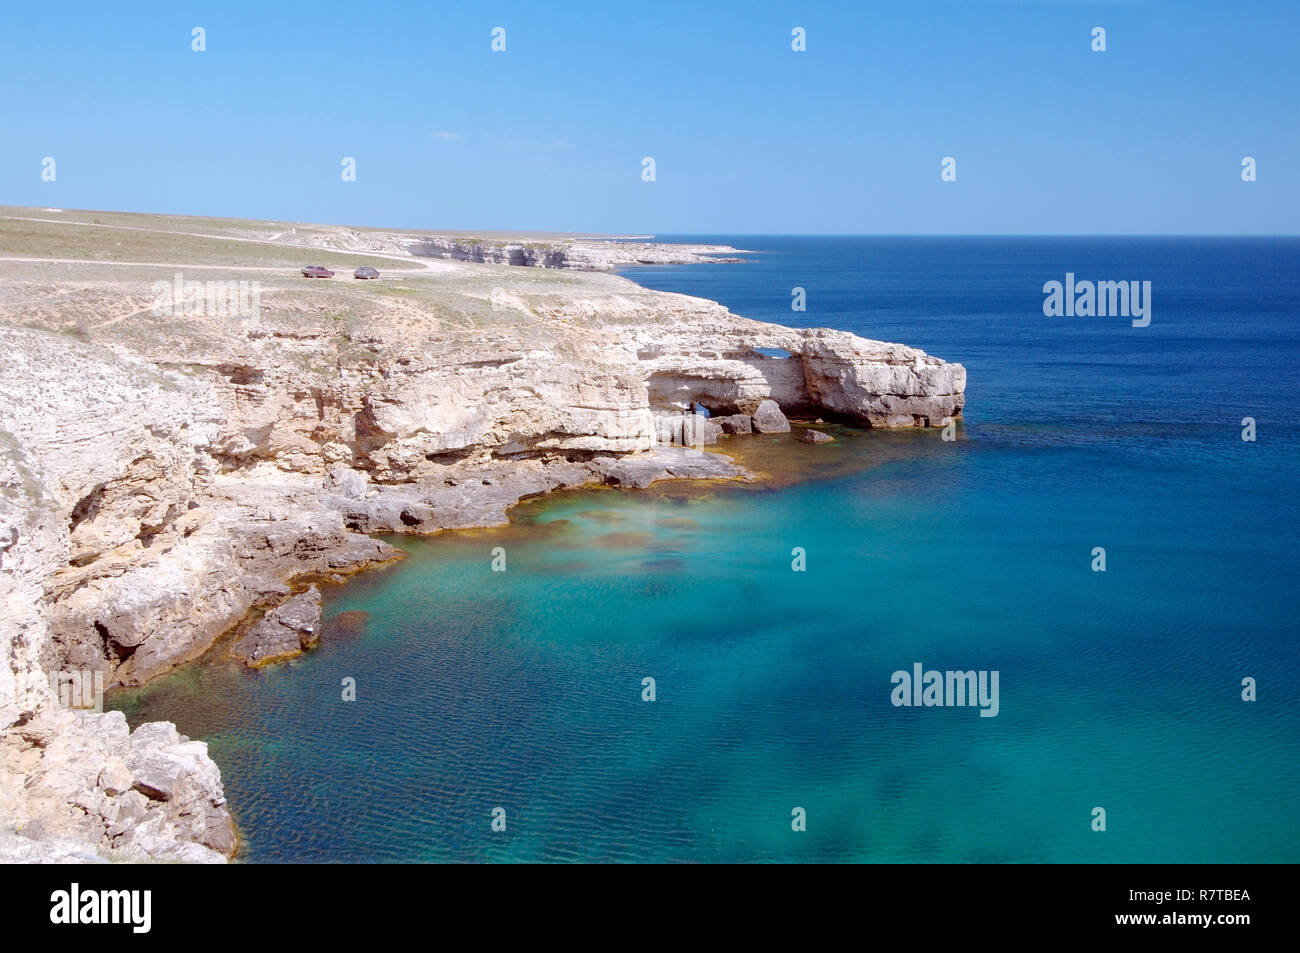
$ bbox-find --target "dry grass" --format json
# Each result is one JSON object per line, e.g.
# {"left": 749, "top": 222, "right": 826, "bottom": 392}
{"left": 0, "top": 207, "right": 696, "bottom": 354}
{"left": 0, "top": 214, "right": 400, "bottom": 271}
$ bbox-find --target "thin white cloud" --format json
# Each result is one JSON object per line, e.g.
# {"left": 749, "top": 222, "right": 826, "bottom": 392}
{"left": 430, "top": 131, "right": 462, "bottom": 140}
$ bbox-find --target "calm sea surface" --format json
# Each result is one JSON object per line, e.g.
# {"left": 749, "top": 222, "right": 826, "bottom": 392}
{"left": 111, "top": 237, "right": 1300, "bottom": 862}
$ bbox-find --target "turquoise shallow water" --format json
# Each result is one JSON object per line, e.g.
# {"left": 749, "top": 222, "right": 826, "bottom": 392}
{"left": 111, "top": 238, "right": 1300, "bottom": 862}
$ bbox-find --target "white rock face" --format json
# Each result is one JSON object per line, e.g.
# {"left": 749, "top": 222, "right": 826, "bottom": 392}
{"left": 384, "top": 236, "right": 745, "bottom": 271}
{"left": 631, "top": 315, "right": 966, "bottom": 428}
{"left": 0, "top": 224, "right": 964, "bottom": 862}
{"left": 0, "top": 289, "right": 964, "bottom": 691}
{"left": 0, "top": 707, "right": 234, "bottom": 862}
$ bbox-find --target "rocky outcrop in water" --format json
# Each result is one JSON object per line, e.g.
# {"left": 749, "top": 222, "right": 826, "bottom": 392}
{"left": 230, "top": 585, "right": 322, "bottom": 667}
{"left": 752, "top": 399, "right": 791, "bottom": 434}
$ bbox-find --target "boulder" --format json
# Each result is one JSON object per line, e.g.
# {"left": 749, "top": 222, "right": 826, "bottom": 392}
{"left": 751, "top": 399, "right": 790, "bottom": 434}
{"left": 712, "top": 414, "right": 752, "bottom": 435}
{"left": 799, "top": 429, "right": 835, "bottom": 443}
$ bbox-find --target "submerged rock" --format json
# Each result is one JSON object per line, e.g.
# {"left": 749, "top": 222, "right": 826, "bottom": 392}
{"left": 596, "top": 446, "right": 753, "bottom": 489}
{"left": 799, "top": 429, "right": 835, "bottom": 443}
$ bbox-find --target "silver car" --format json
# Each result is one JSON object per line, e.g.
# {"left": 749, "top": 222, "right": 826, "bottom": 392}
{"left": 353, "top": 267, "right": 379, "bottom": 280}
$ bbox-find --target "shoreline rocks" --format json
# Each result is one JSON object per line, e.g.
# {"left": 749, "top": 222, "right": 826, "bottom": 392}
{"left": 713, "top": 414, "right": 752, "bottom": 435}
{"left": 0, "top": 708, "right": 235, "bottom": 863}
{"left": 230, "top": 586, "right": 322, "bottom": 668}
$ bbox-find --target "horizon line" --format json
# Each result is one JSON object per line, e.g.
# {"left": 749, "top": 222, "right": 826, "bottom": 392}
{"left": 3, "top": 205, "right": 1296, "bottom": 240}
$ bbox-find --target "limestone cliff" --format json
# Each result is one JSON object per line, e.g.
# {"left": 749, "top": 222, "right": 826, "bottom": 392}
{"left": 404, "top": 237, "right": 746, "bottom": 270}
{"left": 0, "top": 208, "right": 965, "bottom": 861}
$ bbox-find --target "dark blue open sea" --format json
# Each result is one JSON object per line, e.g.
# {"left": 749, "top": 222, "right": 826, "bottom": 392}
{"left": 111, "top": 237, "right": 1300, "bottom": 863}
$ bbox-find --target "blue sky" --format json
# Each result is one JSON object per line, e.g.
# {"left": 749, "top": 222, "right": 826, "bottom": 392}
{"left": 2, "top": 1, "right": 1296, "bottom": 234}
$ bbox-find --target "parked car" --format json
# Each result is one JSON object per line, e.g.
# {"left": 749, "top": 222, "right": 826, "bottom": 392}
{"left": 354, "top": 267, "right": 379, "bottom": 280}
{"left": 301, "top": 265, "right": 334, "bottom": 278}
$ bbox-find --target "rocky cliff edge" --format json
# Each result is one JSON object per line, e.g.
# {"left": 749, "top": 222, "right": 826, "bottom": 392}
{"left": 0, "top": 211, "right": 964, "bottom": 861}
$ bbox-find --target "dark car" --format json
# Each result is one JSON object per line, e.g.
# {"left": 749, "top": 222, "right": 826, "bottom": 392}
{"left": 354, "top": 267, "right": 380, "bottom": 280}
{"left": 301, "top": 265, "right": 334, "bottom": 278}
